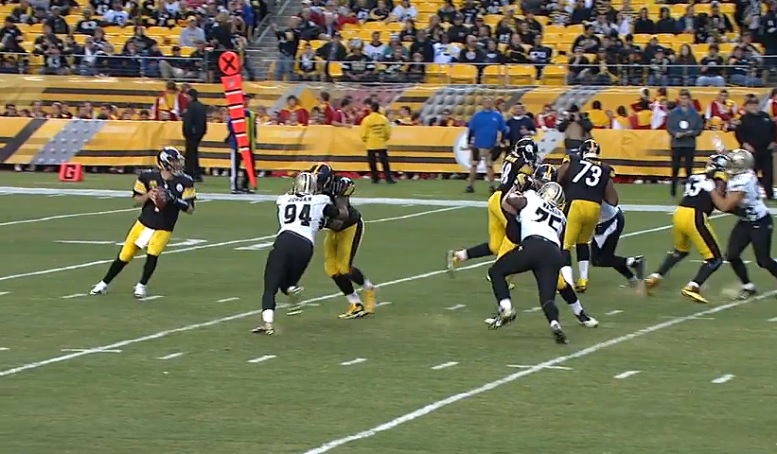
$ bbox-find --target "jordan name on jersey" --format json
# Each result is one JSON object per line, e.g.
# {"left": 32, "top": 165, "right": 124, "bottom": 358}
{"left": 728, "top": 171, "right": 768, "bottom": 222}
{"left": 276, "top": 193, "right": 331, "bottom": 243}
{"left": 518, "top": 191, "right": 567, "bottom": 246}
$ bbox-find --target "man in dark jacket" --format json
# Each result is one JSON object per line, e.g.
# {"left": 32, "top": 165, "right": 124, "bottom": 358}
{"left": 666, "top": 89, "right": 704, "bottom": 197}
{"left": 736, "top": 97, "right": 777, "bottom": 199}
{"left": 182, "top": 88, "right": 207, "bottom": 182}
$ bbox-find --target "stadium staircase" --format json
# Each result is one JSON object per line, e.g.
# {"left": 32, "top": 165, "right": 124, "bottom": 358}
{"left": 249, "top": 0, "right": 305, "bottom": 80}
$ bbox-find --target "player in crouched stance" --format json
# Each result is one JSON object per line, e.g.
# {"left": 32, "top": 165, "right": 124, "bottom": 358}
{"left": 709, "top": 149, "right": 777, "bottom": 300}
{"left": 252, "top": 172, "right": 339, "bottom": 335}
{"left": 89, "top": 147, "right": 195, "bottom": 299}
{"left": 486, "top": 182, "right": 573, "bottom": 344}
{"left": 591, "top": 202, "right": 646, "bottom": 289}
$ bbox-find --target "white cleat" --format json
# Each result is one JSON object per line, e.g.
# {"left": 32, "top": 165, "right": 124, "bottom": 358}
{"left": 285, "top": 286, "right": 305, "bottom": 316}
{"left": 89, "top": 281, "right": 108, "bottom": 295}
{"left": 133, "top": 283, "right": 147, "bottom": 299}
{"left": 575, "top": 311, "right": 599, "bottom": 328}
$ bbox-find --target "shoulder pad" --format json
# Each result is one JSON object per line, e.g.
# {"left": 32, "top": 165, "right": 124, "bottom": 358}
{"left": 713, "top": 171, "right": 728, "bottom": 182}
{"left": 608, "top": 165, "right": 616, "bottom": 178}
{"left": 728, "top": 174, "right": 749, "bottom": 191}
{"left": 518, "top": 164, "right": 533, "bottom": 175}
{"left": 561, "top": 155, "right": 572, "bottom": 164}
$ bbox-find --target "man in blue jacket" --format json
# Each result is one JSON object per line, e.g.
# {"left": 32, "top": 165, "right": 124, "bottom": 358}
{"left": 466, "top": 97, "right": 508, "bottom": 193}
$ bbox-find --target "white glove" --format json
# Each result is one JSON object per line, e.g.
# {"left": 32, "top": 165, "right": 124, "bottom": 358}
{"left": 699, "top": 179, "right": 715, "bottom": 192}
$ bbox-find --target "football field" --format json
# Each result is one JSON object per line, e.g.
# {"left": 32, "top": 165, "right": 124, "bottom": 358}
{"left": 1, "top": 174, "right": 776, "bottom": 454}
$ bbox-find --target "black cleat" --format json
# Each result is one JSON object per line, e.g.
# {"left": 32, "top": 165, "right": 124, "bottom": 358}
{"left": 736, "top": 286, "right": 757, "bottom": 301}
{"left": 550, "top": 321, "right": 568, "bottom": 344}
{"left": 465, "top": 185, "right": 474, "bottom": 193}
{"left": 630, "top": 255, "right": 646, "bottom": 280}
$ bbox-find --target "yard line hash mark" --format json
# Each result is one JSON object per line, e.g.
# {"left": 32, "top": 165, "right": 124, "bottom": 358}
{"left": 614, "top": 370, "right": 641, "bottom": 380}
{"left": 523, "top": 307, "right": 542, "bottom": 313}
{"left": 507, "top": 364, "right": 572, "bottom": 371}
{"left": 60, "top": 348, "right": 122, "bottom": 353}
{"left": 247, "top": 355, "right": 276, "bottom": 364}
{"left": 0, "top": 206, "right": 453, "bottom": 283}
{"left": 217, "top": 297, "right": 240, "bottom": 303}
{"left": 768, "top": 317, "right": 777, "bottom": 322}
{"left": 446, "top": 304, "right": 466, "bottom": 311}
{"left": 300, "top": 291, "right": 777, "bottom": 454}
{"left": 0, "top": 347, "right": 9, "bottom": 351}
{"left": 158, "top": 352, "right": 185, "bottom": 360}
{"left": 606, "top": 310, "right": 624, "bottom": 316}
{"left": 0, "top": 207, "right": 137, "bottom": 227}
{"left": 375, "top": 301, "right": 392, "bottom": 307}
{"left": 139, "top": 296, "right": 164, "bottom": 302}
{"left": 712, "top": 374, "right": 735, "bottom": 384}
{"left": 341, "top": 358, "right": 367, "bottom": 366}
{"left": 431, "top": 362, "right": 458, "bottom": 370}
{"left": 0, "top": 217, "right": 716, "bottom": 378}
{"left": 0, "top": 291, "right": 10, "bottom": 296}
{"left": 61, "top": 293, "right": 86, "bottom": 299}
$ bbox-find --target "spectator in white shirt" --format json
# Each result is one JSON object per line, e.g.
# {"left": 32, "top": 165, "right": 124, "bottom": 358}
{"left": 102, "top": 1, "right": 129, "bottom": 26}
{"left": 391, "top": 0, "right": 417, "bottom": 22}
{"left": 163, "top": 0, "right": 181, "bottom": 16}
{"left": 180, "top": 17, "right": 205, "bottom": 47}
{"left": 433, "top": 34, "right": 460, "bottom": 63}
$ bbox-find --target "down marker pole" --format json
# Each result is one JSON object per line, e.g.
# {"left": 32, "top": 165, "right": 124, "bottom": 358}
{"left": 218, "top": 51, "right": 257, "bottom": 190}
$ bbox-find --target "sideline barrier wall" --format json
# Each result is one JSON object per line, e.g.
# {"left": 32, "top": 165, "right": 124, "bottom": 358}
{"left": 0, "top": 118, "right": 741, "bottom": 176}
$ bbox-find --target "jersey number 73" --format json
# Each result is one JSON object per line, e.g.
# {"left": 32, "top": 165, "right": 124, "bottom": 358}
{"left": 572, "top": 161, "right": 603, "bottom": 187}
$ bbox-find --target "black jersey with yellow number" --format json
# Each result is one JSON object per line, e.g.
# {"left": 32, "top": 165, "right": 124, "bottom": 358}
{"left": 679, "top": 171, "right": 728, "bottom": 216}
{"left": 497, "top": 154, "right": 533, "bottom": 197}
{"left": 324, "top": 176, "right": 361, "bottom": 231}
{"left": 132, "top": 170, "right": 196, "bottom": 231}
{"left": 562, "top": 155, "right": 614, "bottom": 204}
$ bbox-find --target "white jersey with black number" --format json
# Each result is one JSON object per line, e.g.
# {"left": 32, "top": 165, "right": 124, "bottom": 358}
{"left": 518, "top": 190, "right": 567, "bottom": 246}
{"left": 728, "top": 171, "right": 769, "bottom": 222}
{"left": 276, "top": 193, "right": 331, "bottom": 244}
{"left": 598, "top": 201, "right": 620, "bottom": 225}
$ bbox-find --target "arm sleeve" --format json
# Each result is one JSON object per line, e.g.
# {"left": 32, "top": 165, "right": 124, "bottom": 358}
{"left": 323, "top": 203, "right": 339, "bottom": 218}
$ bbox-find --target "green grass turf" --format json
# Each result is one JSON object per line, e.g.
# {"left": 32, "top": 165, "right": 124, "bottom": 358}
{"left": 0, "top": 172, "right": 776, "bottom": 453}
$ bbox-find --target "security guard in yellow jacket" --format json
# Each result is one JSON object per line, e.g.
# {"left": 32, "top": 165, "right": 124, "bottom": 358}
{"left": 360, "top": 101, "right": 395, "bottom": 184}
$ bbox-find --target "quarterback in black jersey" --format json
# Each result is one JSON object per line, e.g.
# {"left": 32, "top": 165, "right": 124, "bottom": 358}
{"left": 90, "top": 147, "right": 196, "bottom": 299}
{"left": 447, "top": 138, "right": 538, "bottom": 275}
{"left": 310, "top": 163, "right": 376, "bottom": 319}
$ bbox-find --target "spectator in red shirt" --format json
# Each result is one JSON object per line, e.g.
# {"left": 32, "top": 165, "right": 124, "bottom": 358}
{"left": 278, "top": 95, "right": 310, "bottom": 125}
{"left": 331, "top": 96, "right": 353, "bottom": 127}
{"left": 319, "top": 91, "right": 336, "bottom": 125}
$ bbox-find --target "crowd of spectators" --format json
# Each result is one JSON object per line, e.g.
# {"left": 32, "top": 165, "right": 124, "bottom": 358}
{"left": 270, "top": 0, "right": 777, "bottom": 87}
{"left": 0, "top": 0, "right": 267, "bottom": 80}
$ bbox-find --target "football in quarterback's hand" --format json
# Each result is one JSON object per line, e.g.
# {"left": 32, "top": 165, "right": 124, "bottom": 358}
{"left": 150, "top": 189, "right": 168, "bottom": 209}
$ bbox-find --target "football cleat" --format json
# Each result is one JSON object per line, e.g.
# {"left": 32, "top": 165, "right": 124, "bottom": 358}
{"left": 446, "top": 250, "right": 459, "bottom": 277}
{"left": 550, "top": 321, "right": 568, "bottom": 344}
{"left": 630, "top": 256, "right": 646, "bottom": 280}
{"left": 89, "top": 281, "right": 108, "bottom": 295}
{"left": 133, "top": 283, "right": 147, "bottom": 299}
{"left": 736, "top": 285, "right": 757, "bottom": 301}
{"left": 285, "top": 286, "right": 305, "bottom": 316}
{"left": 575, "top": 311, "right": 599, "bottom": 328}
{"left": 681, "top": 285, "right": 709, "bottom": 304}
{"left": 339, "top": 303, "right": 367, "bottom": 320}
{"left": 485, "top": 308, "right": 517, "bottom": 330}
{"left": 645, "top": 273, "right": 662, "bottom": 289}
{"left": 574, "top": 278, "right": 588, "bottom": 293}
{"left": 362, "top": 287, "right": 376, "bottom": 314}
{"left": 251, "top": 322, "right": 276, "bottom": 335}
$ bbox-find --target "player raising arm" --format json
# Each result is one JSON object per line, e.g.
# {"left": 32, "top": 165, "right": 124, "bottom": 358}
{"left": 556, "top": 139, "right": 618, "bottom": 292}
{"left": 486, "top": 182, "right": 571, "bottom": 344}
{"left": 709, "top": 149, "right": 777, "bottom": 300}
{"left": 644, "top": 154, "right": 729, "bottom": 303}
{"left": 253, "top": 172, "right": 340, "bottom": 335}
{"left": 89, "top": 147, "right": 195, "bottom": 299}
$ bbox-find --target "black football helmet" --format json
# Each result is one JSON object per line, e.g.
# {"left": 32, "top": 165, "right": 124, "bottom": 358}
{"left": 532, "top": 164, "right": 558, "bottom": 189}
{"left": 512, "top": 137, "right": 538, "bottom": 168}
{"left": 310, "top": 162, "right": 335, "bottom": 191}
{"left": 580, "top": 139, "right": 601, "bottom": 160}
{"left": 157, "top": 146, "right": 185, "bottom": 176}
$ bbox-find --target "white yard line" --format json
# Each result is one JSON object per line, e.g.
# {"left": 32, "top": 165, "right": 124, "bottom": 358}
{"left": 614, "top": 370, "right": 641, "bottom": 380}
{"left": 768, "top": 317, "right": 777, "bottom": 322}
{"left": 217, "top": 297, "right": 240, "bottom": 303}
{"left": 431, "top": 362, "right": 458, "bottom": 370}
{"left": 340, "top": 358, "right": 367, "bottom": 366}
{"left": 507, "top": 364, "right": 572, "bottom": 371}
{"left": 247, "top": 355, "right": 276, "bottom": 364}
{"left": 368, "top": 206, "right": 462, "bottom": 223}
{"left": 711, "top": 374, "right": 735, "bottom": 384}
{"left": 139, "top": 296, "right": 164, "bottom": 302}
{"left": 375, "top": 301, "right": 392, "bottom": 307}
{"left": 606, "top": 310, "right": 624, "bottom": 316}
{"left": 0, "top": 207, "right": 137, "bottom": 227}
{"left": 446, "top": 304, "right": 466, "bottom": 311}
{"left": 0, "top": 291, "right": 10, "bottom": 296}
{"left": 0, "top": 218, "right": 718, "bottom": 378}
{"left": 300, "top": 290, "right": 777, "bottom": 454}
{"left": 60, "top": 348, "right": 122, "bottom": 353}
{"left": 61, "top": 293, "right": 86, "bottom": 299}
{"left": 0, "top": 347, "right": 9, "bottom": 351}
{"left": 158, "top": 352, "right": 186, "bottom": 360}
{"left": 523, "top": 307, "right": 542, "bottom": 313}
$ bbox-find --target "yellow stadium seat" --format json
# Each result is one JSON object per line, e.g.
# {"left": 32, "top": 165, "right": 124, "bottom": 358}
{"left": 64, "top": 15, "right": 80, "bottom": 27}
{"left": 482, "top": 65, "right": 504, "bottom": 85}
{"left": 566, "top": 24, "right": 583, "bottom": 35}
{"left": 647, "top": 5, "right": 661, "bottom": 17}
{"left": 448, "top": 64, "right": 478, "bottom": 84}
{"left": 545, "top": 25, "right": 566, "bottom": 36}
{"left": 417, "top": 3, "right": 438, "bottom": 13}
{"left": 719, "top": 3, "right": 735, "bottom": 14}
{"left": 0, "top": 4, "right": 14, "bottom": 15}
{"left": 483, "top": 15, "right": 501, "bottom": 28}
{"left": 544, "top": 33, "right": 562, "bottom": 45}
{"left": 362, "top": 22, "right": 386, "bottom": 30}
{"left": 506, "top": 65, "right": 535, "bottom": 85}
{"left": 541, "top": 65, "right": 567, "bottom": 86}
{"left": 425, "top": 63, "right": 448, "bottom": 84}
{"left": 328, "top": 61, "right": 343, "bottom": 79}
{"left": 718, "top": 42, "right": 736, "bottom": 54}
{"left": 670, "top": 4, "right": 688, "bottom": 16}
{"left": 341, "top": 22, "right": 360, "bottom": 31}
{"left": 633, "top": 35, "right": 651, "bottom": 45}
{"left": 673, "top": 33, "right": 694, "bottom": 45}
{"left": 28, "top": 23, "right": 43, "bottom": 35}
{"left": 383, "top": 22, "right": 403, "bottom": 33}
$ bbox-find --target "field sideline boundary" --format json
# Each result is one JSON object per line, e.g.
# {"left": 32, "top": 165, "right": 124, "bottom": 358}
{"left": 4, "top": 186, "right": 774, "bottom": 214}
{"left": 0, "top": 215, "right": 710, "bottom": 378}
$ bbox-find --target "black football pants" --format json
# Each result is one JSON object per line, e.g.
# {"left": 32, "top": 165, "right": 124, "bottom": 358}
{"left": 726, "top": 215, "right": 777, "bottom": 284}
{"left": 754, "top": 150, "right": 774, "bottom": 200}
{"left": 261, "top": 231, "right": 313, "bottom": 311}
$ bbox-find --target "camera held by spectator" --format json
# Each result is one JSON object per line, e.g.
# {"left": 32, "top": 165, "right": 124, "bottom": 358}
{"left": 557, "top": 104, "right": 593, "bottom": 156}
